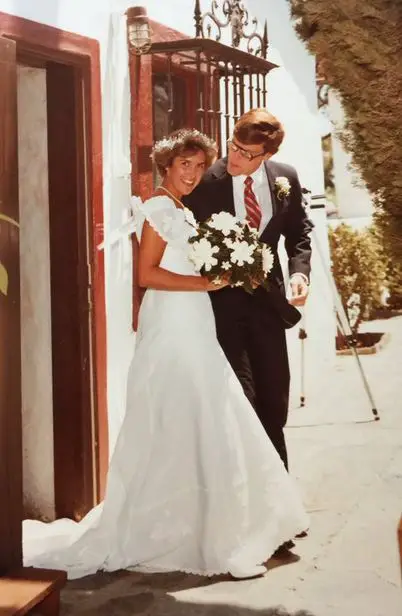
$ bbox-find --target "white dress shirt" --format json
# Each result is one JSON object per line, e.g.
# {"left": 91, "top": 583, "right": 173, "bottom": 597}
{"left": 232, "top": 163, "right": 272, "bottom": 237}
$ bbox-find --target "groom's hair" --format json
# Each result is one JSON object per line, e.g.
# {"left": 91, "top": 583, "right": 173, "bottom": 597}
{"left": 233, "top": 108, "right": 285, "bottom": 156}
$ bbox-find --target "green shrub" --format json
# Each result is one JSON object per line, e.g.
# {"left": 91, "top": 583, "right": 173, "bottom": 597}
{"left": 328, "top": 223, "right": 388, "bottom": 333}
{"left": 385, "top": 263, "right": 402, "bottom": 310}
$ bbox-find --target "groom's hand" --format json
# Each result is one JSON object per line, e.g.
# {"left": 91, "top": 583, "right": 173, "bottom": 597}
{"left": 289, "top": 273, "right": 309, "bottom": 306}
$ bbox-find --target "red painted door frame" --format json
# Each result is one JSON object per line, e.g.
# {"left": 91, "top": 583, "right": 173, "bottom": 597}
{"left": 0, "top": 35, "right": 22, "bottom": 573}
{"left": 0, "top": 11, "right": 108, "bottom": 517}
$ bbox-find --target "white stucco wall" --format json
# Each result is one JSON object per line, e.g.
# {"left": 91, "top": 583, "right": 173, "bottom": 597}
{"left": 286, "top": 204, "right": 336, "bottom": 410}
{"left": 2, "top": 0, "right": 331, "bottom": 451}
{"left": 17, "top": 66, "right": 55, "bottom": 520}
{"left": 328, "top": 90, "right": 374, "bottom": 220}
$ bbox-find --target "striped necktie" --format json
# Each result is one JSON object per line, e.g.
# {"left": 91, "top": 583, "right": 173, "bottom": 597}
{"left": 244, "top": 176, "right": 262, "bottom": 230}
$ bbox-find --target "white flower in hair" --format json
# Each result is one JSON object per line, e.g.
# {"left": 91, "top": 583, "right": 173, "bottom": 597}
{"left": 229, "top": 240, "right": 255, "bottom": 266}
{"left": 188, "top": 238, "right": 219, "bottom": 272}
{"left": 154, "top": 137, "right": 175, "bottom": 152}
{"left": 275, "top": 176, "right": 291, "bottom": 199}
{"left": 152, "top": 129, "right": 216, "bottom": 158}
{"left": 209, "top": 211, "right": 239, "bottom": 236}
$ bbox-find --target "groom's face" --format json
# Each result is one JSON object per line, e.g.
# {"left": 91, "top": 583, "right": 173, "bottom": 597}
{"left": 227, "top": 137, "right": 270, "bottom": 177}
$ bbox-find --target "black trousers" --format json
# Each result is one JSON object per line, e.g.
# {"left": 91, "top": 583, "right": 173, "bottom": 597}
{"left": 213, "top": 296, "right": 290, "bottom": 469}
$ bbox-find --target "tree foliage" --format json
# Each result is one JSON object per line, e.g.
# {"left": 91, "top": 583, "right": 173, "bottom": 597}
{"left": 290, "top": 0, "right": 402, "bottom": 271}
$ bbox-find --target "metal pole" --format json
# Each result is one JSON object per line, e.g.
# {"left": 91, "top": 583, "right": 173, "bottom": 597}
{"left": 301, "top": 193, "right": 380, "bottom": 420}
{"left": 298, "top": 313, "right": 307, "bottom": 407}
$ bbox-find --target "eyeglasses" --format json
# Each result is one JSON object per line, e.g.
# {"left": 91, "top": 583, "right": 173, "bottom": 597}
{"left": 227, "top": 139, "right": 265, "bottom": 162}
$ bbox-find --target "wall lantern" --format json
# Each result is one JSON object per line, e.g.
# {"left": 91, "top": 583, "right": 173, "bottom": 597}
{"left": 126, "top": 6, "right": 152, "bottom": 55}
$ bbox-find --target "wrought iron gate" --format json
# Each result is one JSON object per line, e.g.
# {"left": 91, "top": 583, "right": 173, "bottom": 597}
{"left": 146, "top": 0, "right": 277, "bottom": 155}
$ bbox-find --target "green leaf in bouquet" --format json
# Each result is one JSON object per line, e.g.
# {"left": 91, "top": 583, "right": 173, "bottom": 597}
{"left": 0, "top": 261, "right": 9, "bottom": 296}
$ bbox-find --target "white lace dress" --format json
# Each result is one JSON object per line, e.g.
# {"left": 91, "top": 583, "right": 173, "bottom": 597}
{"left": 23, "top": 195, "right": 308, "bottom": 579}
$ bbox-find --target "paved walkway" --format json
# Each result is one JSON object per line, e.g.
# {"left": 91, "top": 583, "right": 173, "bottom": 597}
{"left": 56, "top": 316, "right": 402, "bottom": 616}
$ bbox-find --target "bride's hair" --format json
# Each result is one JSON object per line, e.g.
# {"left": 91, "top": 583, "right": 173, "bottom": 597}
{"left": 151, "top": 128, "right": 217, "bottom": 176}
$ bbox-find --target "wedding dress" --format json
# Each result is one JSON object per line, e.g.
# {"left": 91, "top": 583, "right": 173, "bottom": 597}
{"left": 23, "top": 195, "right": 308, "bottom": 579}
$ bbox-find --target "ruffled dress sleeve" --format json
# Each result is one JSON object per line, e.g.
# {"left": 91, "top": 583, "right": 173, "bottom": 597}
{"left": 134, "top": 195, "right": 188, "bottom": 248}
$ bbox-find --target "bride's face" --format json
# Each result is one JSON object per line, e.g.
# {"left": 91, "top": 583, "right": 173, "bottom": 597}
{"left": 164, "top": 149, "right": 206, "bottom": 198}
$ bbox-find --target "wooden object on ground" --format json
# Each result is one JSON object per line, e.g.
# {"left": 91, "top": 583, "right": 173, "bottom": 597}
{"left": 0, "top": 567, "right": 67, "bottom": 615}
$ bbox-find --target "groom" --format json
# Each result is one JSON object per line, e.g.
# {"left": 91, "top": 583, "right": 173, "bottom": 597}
{"left": 185, "top": 109, "right": 312, "bottom": 470}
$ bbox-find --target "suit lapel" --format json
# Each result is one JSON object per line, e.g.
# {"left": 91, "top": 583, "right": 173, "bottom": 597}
{"left": 264, "top": 161, "right": 279, "bottom": 217}
{"left": 256, "top": 161, "right": 279, "bottom": 241}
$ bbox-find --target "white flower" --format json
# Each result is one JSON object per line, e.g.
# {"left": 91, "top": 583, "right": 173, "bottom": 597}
{"left": 347, "top": 292, "right": 360, "bottom": 307}
{"left": 262, "top": 245, "right": 274, "bottom": 274}
{"left": 189, "top": 238, "right": 219, "bottom": 272}
{"left": 209, "top": 212, "right": 239, "bottom": 236}
{"left": 248, "top": 225, "right": 259, "bottom": 237}
{"left": 234, "top": 281, "right": 244, "bottom": 287}
{"left": 347, "top": 293, "right": 361, "bottom": 328}
{"left": 275, "top": 176, "right": 291, "bottom": 199}
{"left": 230, "top": 240, "right": 255, "bottom": 266}
{"left": 223, "top": 237, "right": 234, "bottom": 248}
{"left": 221, "top": 261, "right": 231, "bottom": 271}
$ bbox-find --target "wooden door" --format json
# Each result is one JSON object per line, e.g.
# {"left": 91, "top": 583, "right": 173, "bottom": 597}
{"left": 46, "top": 61, "right": 97, "bottom": 520}
{"left": 0, "top": 36, "right": 22, "bottom": 573}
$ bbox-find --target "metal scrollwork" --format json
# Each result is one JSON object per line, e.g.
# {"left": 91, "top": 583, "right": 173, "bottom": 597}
{"left": 194, "top": 0, "right": 268, "bottom": 58}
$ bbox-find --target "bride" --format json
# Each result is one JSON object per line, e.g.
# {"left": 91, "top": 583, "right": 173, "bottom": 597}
{"left": 23, "top": 128, "right": 308, "bottom": 580}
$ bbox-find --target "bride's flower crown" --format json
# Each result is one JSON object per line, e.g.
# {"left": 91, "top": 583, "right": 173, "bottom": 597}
{"left": 151, "top": 129, "right": 216, "bottom": 159}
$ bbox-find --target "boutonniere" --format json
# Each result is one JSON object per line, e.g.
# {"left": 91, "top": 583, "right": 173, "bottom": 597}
{"left": 275, "top": 176, "right": 291, "bottom": 200}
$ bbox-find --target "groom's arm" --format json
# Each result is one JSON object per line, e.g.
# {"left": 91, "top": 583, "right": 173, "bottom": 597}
{"left": 280, "top": 166, "right": 313, "bottom": 306}
{"left": 282, "top": 167, "right": 313, "bottom": 279}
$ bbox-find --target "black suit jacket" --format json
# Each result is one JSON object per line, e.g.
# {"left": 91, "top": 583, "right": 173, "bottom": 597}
{"left": 184, "top": 158, "right": 313, "bottom": 328}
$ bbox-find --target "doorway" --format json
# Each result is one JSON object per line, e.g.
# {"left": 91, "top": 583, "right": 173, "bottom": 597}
{"left": 17, "top": 56, "right": 97, "bottom": 521}
{"left": 0, "top": 13, "right": 107, "bottom": 535}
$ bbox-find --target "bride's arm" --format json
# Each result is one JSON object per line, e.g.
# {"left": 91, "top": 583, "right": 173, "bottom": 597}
{"left": 138, "top": 221, "right": 222, "bottom": 292}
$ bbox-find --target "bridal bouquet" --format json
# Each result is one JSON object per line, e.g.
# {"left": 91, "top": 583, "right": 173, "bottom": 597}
{"left": 188, "top": 211, "right": 274, "bottom": 294}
